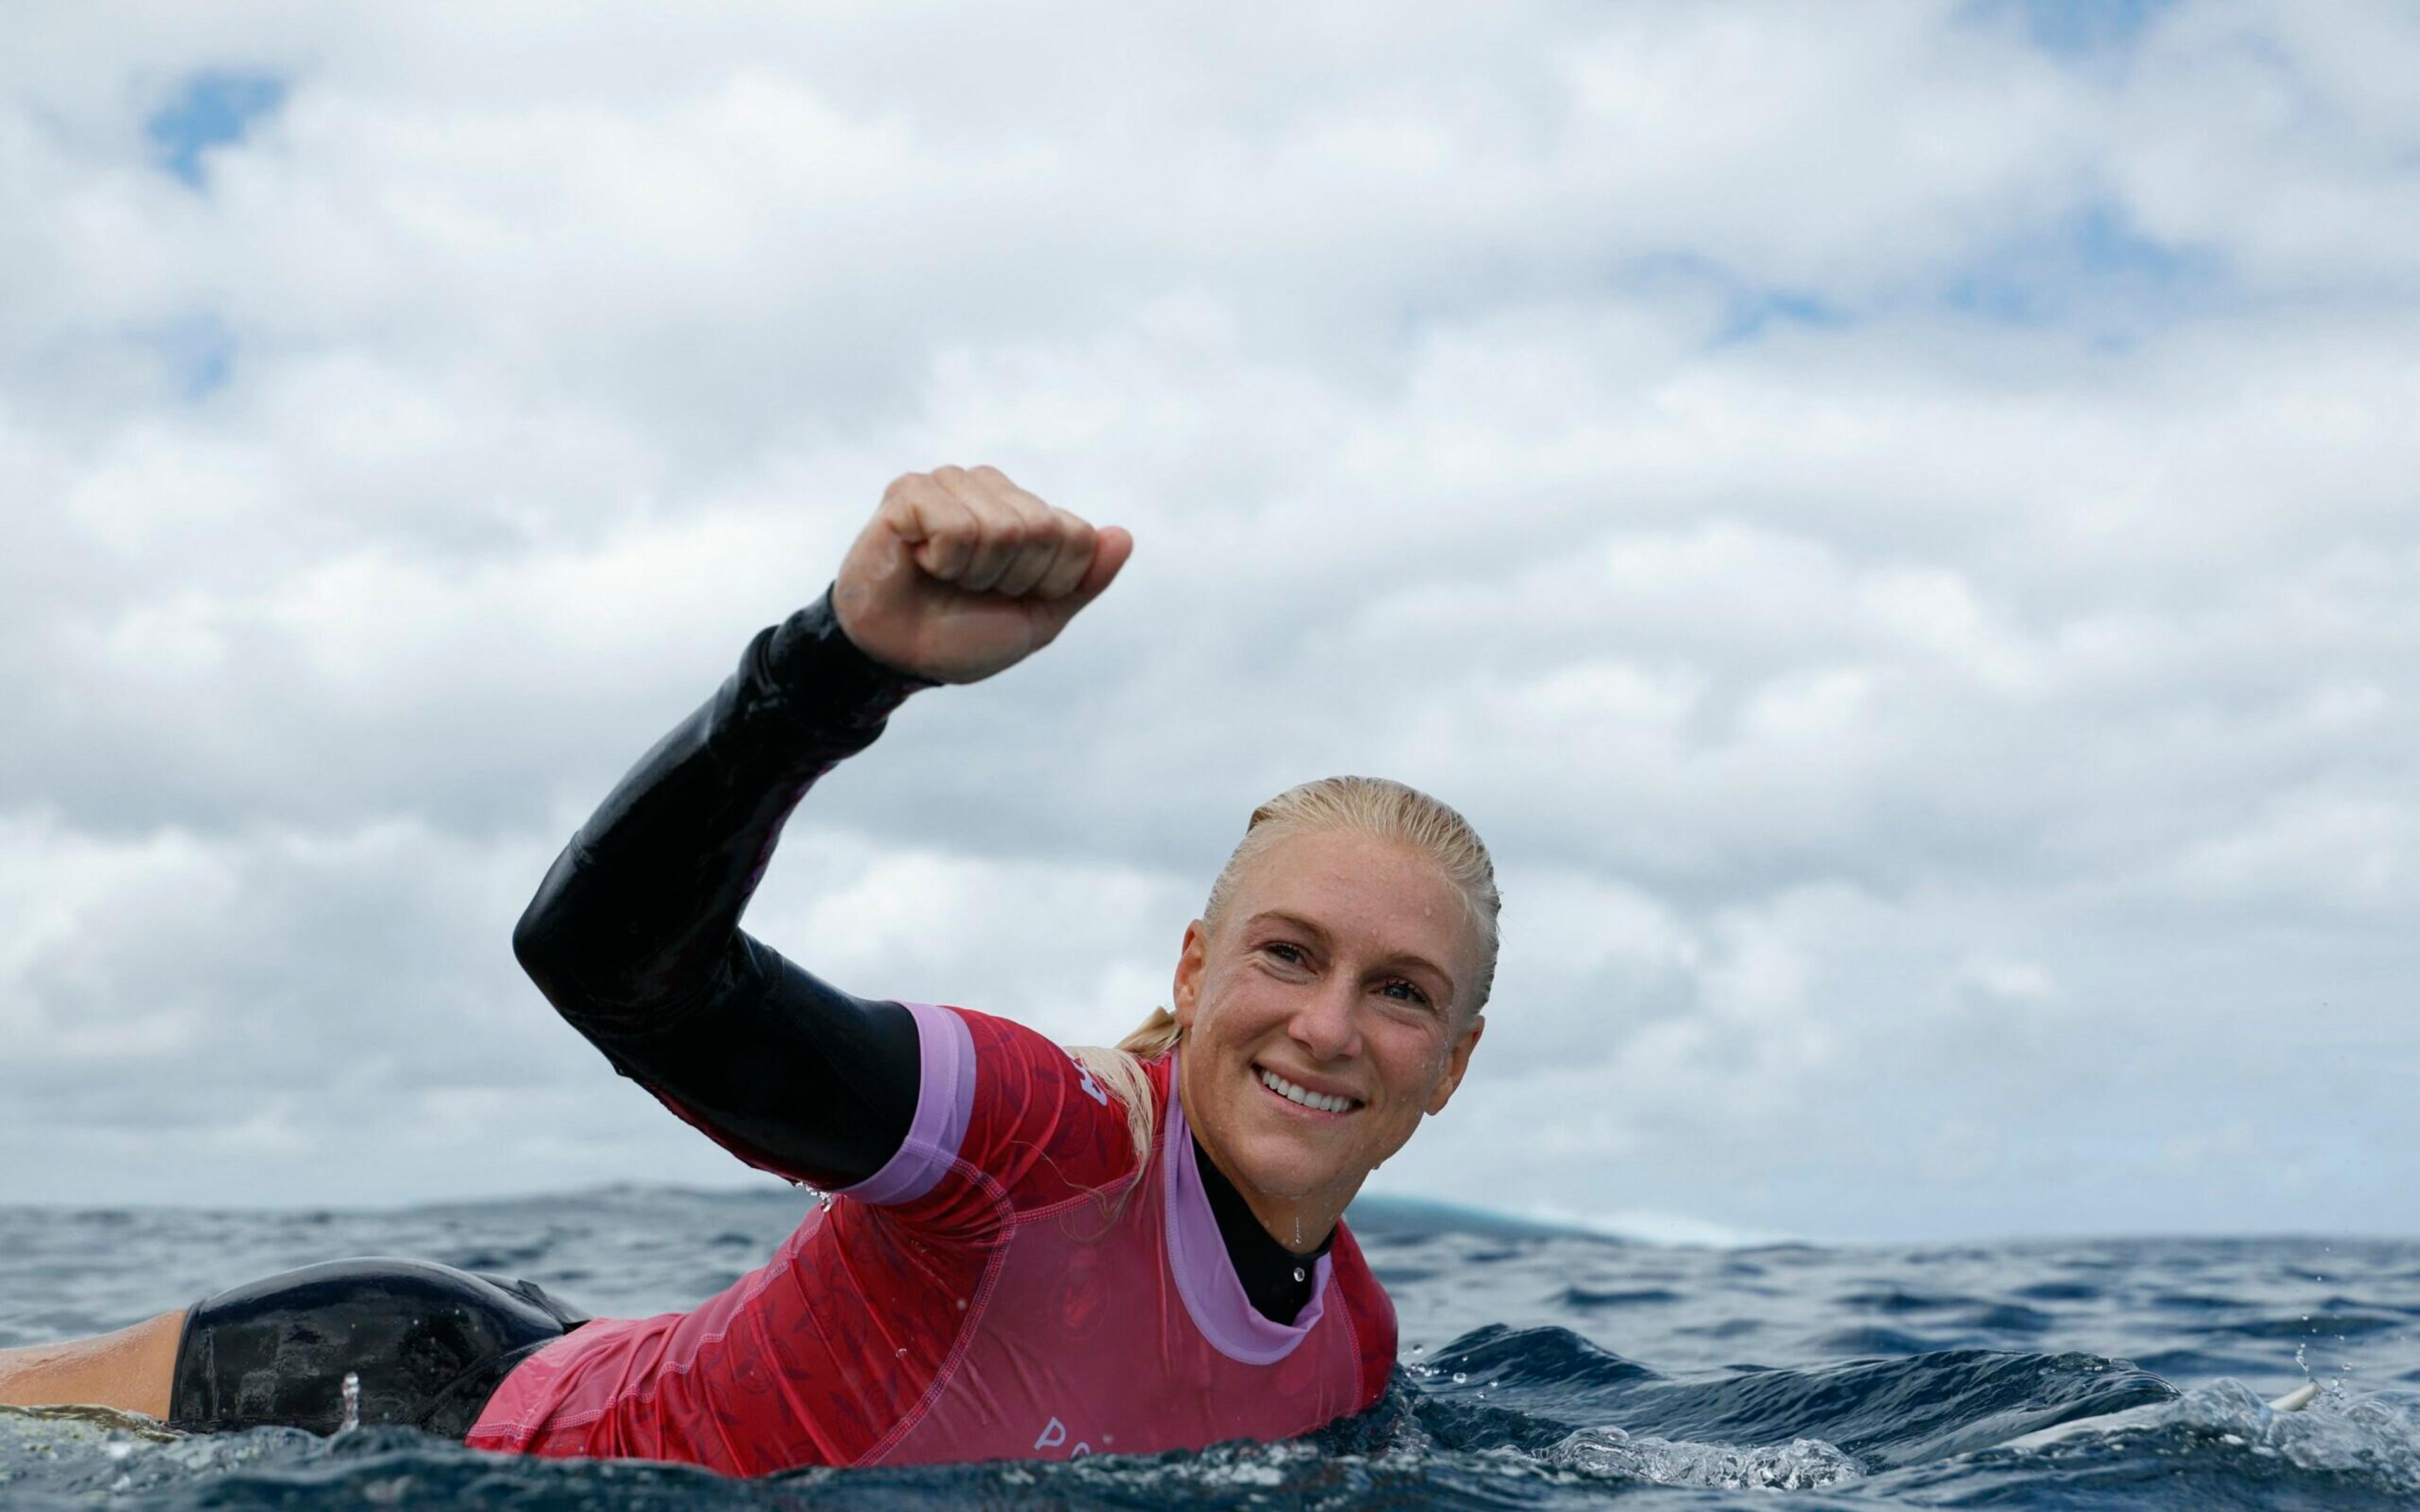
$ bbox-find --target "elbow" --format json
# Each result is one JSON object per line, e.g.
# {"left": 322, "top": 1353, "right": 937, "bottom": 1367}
{"left": 510, "top": 844, "right": 589, "bottom": 1004}
{"left": 510, "top": 892, "right": 558, "bottom": 995}
{"left": 510, "top": 841, "right": 676, "bottom": 1031}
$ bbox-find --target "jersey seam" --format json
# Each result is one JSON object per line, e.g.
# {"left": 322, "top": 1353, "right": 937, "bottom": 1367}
{"left": 847, "top": 1155, "right": 1017, "bottom": 1467}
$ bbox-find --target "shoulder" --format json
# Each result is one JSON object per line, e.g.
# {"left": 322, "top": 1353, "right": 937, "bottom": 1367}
{"left": 955, "top": 1008, "right": 1160, "bottom": 1128}
{"left": 860, "top": 1005, "right": 1151, "bottom": 1225}
{"left": 954, "top": 1006, "right": 1128, "bottom": 1104}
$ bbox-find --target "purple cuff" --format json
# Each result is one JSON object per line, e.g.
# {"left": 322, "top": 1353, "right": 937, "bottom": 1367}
{"left": 836, "top": 1002, "right": 975, "bottom": 1206}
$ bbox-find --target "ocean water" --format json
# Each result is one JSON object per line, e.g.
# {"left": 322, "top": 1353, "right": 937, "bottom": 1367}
{"left": 4, "top": 1187, "right": 2417, "bottom": 1509}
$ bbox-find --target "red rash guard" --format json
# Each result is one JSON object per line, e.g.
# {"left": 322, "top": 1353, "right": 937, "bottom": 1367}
{"left": 466, "top": 1004, "right": 1395, "bottom": 1472}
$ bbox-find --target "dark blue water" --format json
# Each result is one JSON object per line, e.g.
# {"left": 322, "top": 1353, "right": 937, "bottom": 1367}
{"left": 6, "top": 1187, "right": 2417, "bottom": 1508}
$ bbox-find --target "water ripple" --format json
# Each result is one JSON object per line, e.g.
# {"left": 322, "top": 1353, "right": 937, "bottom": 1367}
{"left": 4, "top": 1196, "right": 2419, "bottom": 1508}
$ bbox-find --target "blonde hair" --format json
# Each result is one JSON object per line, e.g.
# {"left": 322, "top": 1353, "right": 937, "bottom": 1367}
{"left": 1068, "top": 776, "right": 1501, "bottom": 1170}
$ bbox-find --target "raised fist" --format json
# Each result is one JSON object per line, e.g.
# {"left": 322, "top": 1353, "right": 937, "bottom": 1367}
{"left": 831, "top": 465, "right": 1133, "bottom": 685}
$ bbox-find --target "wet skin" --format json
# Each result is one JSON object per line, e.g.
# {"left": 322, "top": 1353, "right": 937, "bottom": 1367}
{"left": 0, "top": 1309, "right": 183, "bottom": 1419}
{"left": 1173, "top": 830, "right": 1486, "bottom": 1257}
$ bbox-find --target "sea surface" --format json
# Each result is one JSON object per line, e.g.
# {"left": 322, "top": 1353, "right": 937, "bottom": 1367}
{"left": 5, "top": 1186, "right": 2418, "bottom": 1509}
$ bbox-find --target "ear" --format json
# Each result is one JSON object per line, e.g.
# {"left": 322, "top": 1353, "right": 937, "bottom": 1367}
{"left": 1172, "top": 919, "right": 1208, "bottom": 1031}
{"left": 1424, "top": 1014, "right": 1485, "bottom": 1116}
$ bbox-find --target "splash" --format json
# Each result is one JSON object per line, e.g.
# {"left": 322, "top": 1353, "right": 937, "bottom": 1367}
{"left": 0, "top": 1402, "right": 178, "bottom": 1444}
{"left": 0, "top": 1405, "right": 316, "bottom": 1499}
{"left": 1990, "top": 1378, "right": 2420, "bottom": 1493}
{"left": 1536, "top": 1425, "right": 1860, "bottom": 1490}
{"left": 2165, "top": 1379, "right": 2420, "bottom": 1484}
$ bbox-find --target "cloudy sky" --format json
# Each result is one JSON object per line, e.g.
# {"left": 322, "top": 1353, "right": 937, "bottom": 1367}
{"left": 4, "top": 0, "right": 2414, "bottom": 1243}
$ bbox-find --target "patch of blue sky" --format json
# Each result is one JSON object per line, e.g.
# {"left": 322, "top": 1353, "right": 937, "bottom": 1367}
{"left": 1961, "top": 0, "right": 2182, "bottom": 57}
{"left": 1618, "top": 206, "right": 2218, "bottom": 355}
{"left": 1612, "top": 254, "right": 1858, "bottom": 347}
{"left": 151, "top": 312, "right": 239, "bottom": 400}
{"left": 146, "top": 70, "right": 287, "bottom": 188}
{"left": 1939, "top": 203, "right": 2224, "bottom": 333}
{"left": 1717, "top": 289, "right": 1857, "bottom": 345}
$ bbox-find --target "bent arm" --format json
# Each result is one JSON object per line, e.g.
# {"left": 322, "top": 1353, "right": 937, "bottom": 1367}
{"left": 512, "top": 586, "right": 938, "bottom": 1188}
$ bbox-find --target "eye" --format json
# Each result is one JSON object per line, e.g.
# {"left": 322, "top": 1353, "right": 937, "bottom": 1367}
{"left": 1380, "top": 978, "right": 1432, "bottom": 1008}
{"left": 1263, "top": 941, "right": 1308, "bottom": 966}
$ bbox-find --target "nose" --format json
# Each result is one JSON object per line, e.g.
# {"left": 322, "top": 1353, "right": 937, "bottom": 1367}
{"left": 1289, "top": 973, "right": 1362, "bottom": 1062}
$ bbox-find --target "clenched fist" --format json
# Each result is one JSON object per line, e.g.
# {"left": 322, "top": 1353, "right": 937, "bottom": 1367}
{"left": 831, "top": 466, "right": 1132, "bottom": 685}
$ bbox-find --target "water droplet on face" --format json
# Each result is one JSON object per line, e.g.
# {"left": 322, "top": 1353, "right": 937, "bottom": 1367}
{"left": 1452, "top": 1372, "right": 1467, "bottom": 1384}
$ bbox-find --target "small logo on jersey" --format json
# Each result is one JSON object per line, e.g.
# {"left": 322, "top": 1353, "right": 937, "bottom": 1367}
{"left": 1066, "top": 1053, "right": 1109, "bottom": 1106}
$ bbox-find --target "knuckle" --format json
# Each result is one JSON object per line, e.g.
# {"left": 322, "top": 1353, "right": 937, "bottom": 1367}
{"left": 926, "top": 496, "right": 977, "bottom": 539}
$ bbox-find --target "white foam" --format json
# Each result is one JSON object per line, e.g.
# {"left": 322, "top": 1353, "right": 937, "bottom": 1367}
{"left": 1521, "top": 1203, "right": 1792, "bottom": 1249}
{"left": 1537, "top": 1424, "right": 1860, "bottom": 1490}
{"left": 1995, "top": 1378, "right": 2420, "bottom": 1489}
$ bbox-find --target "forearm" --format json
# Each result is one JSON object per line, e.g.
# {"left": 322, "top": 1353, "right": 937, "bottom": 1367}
{"left": 514, "top": 585, "right": 926, "bottom": 1013}
{"left": 514, "top": 585, "right": 937, "bottom": 1186}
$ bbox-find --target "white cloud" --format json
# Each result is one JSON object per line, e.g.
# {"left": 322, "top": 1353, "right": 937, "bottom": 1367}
{"left": 1, "top": 0, "right": 2414, "bottom": 1240}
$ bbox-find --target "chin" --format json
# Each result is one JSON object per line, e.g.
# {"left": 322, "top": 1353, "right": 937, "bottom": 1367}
{"left": 1228, "top": 1137, "right": 1352, "bottom": 1203}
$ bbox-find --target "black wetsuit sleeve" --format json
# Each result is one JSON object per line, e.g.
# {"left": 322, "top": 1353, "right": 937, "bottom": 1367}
{"left": 510, "top": 585, "right": 940, "bottom": 1189}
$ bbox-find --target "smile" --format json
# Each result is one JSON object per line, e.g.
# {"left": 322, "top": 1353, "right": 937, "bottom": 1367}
{"left": 1255, "top": 1065, "right": 1363, "bottom": 1115}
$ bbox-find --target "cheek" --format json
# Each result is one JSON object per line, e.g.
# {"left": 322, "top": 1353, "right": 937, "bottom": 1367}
{"left": 1200, "top": 973, "right": 1287, "bottom": 1036}
{"left": 1189, "top": 982, "right": 1237, "bottom": 1039}
{"left": 1372, "top": 1021, "right": 1451, "bottom": 1097}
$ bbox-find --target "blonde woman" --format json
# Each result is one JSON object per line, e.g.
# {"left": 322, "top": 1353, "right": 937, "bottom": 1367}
{"left": 2, "top": 465, "right": 1497, "bottom": 1474}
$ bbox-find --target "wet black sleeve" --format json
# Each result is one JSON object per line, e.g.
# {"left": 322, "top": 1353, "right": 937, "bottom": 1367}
{"left": 510, "top": 585, "right": 941, "bottom": 1189}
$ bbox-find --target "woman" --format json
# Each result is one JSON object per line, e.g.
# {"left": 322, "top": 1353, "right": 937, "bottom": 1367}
{"left": 0, "top": 465, "right": 1499, "bottom": 1474}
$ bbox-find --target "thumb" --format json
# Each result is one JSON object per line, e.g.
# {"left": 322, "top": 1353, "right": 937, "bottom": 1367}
{"left": 1072, "top": 525, "right": 1134, "bottom": 605}
{"left": 1033, "top": 525, "right": 1132, "bottom": 639}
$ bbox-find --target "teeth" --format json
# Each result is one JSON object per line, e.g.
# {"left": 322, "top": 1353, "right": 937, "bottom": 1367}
{"left": 1259, "top": 1067, "right": 1357, "bottom": 1114}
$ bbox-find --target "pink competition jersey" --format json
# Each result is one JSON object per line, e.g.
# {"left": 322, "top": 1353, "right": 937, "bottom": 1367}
{"left": 465, "top": 1004, "right": 1397, "bottom": 1474}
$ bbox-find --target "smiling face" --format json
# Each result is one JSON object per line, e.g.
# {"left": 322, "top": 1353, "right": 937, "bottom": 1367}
{"left": 1172, "top": 827, "right": 1487, "bottom": 1248}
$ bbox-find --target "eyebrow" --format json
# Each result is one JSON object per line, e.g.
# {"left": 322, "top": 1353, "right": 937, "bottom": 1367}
{"left": 1244, "top": 909, "right": 1460, "bottom": 1006}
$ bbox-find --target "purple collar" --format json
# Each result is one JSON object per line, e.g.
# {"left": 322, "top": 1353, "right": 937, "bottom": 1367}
{"left": 1161, "top": 1053, "right": 1331, "bottom": 1365}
